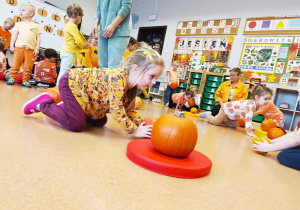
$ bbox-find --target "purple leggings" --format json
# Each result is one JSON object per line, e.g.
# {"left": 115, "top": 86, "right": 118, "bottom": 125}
{"left": 39, "top": 72, "right": 107, "bottom": 132}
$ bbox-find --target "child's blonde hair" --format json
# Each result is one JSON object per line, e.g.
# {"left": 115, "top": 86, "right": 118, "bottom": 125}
{"left": 172, "top": 60, "right": 180, "bottom": 66}
{"left": 21, "top": 3, "right": 35, "bottom": 16}
{"left": 5, "top": 18, "right": 15, "bottom": 27}
{"left": 66, "top": 4, "right": 83, "bottom": 19}
{"left": 251, "top": 85, "right": 273, "bottom": 100}
{"left": 189, "top": 85, "right": 198, "bottom": 93}
{"left": 0, "top": 38, "right": 5, "bottom": 51}
{"left": 124, "top": 42, "right": 165, "bottom": 87}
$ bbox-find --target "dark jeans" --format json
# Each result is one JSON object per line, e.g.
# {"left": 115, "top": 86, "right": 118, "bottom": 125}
{"left": 211, "top": 104, "right": 221, "bottom": 116}
{"left": 277, "top": 147, "right": 300, "bottom": 171}
{"left": 164, "top": 85, "right": 177, "bottom": 105}
{"left": 39, "top": 72, "right": 107, "bottom": 132}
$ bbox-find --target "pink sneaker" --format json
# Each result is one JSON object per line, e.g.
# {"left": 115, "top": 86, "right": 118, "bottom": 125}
{"left": 57, "top": 101, "right": 64, "bottom": 108}
{"left": 22, "top": 93, "right": 51, "bottom": 115}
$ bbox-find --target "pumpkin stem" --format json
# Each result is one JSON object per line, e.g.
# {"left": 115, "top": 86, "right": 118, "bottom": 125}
{"left": 174, "top": 111, "right": 185, "bottom": 118}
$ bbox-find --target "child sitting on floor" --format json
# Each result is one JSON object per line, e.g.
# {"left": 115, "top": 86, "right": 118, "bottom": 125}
{"left": 181, "top": 85, "right": 201, "bottom": 112}
{"left": 199, "top": 85, "right": 273, "bottom": 137}
{"left": 0, "top": 38, "right": 7, "bottom": 79}
{"left": 169, "top": 89, "right": 194, "bottom": 111}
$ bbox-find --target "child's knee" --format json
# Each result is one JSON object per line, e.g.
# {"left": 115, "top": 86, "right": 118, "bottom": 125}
{"left": 66, "top": 121, "right": 86, "bottom": 132}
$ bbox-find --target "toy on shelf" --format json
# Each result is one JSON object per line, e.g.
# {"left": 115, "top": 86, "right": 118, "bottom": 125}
{"left": 279, "top": 102, "right": 289, "bottom": 109}
{"left": 246, "top": 77, "right": 266, "bottom": 89}
{"left": 279, "top": 61, "right": 300, "bottom": 88}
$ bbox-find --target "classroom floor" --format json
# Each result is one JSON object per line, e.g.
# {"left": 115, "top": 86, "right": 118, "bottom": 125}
{"left": 0, "top": 80, "right": 299, "bottom": 209}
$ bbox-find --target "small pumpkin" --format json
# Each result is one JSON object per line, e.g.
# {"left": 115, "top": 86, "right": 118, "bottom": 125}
{"left": 43, "top": 87, "right": 61, "bottom": 104}
{"left": 52, "top": 13, "right": 61, "bottom": 22}
{"left": 38, "top": 8, "right": 48, "bottom": 17}
{"left": 252, "top": 137, "right": 271, "bottom": 155}
{"left": 170, "top": 82, "right": 178, "bottom": 89}
{"left": 6, "top": 0, "right": 17, "bottom": 6}
{"left": 141, "top": 117, "right": 158, "bottom": 126}
{"left": 267, "top": 127, "right": 285, "bottom": 139}
{"left": 188, "top": 99, "right": 195, "bottom": 107}
{"left": 190, "top": 107, "right": 197, "bottom": 114}
{"left": 44, "top": 25, "right": 53, "bottom": 33}
{"left": 151, "top": 112, "right": 198, "bottom": 158}
{"left": 238, "top": 119, "right": 245, "bottom": 127}
{"left": 261, "top": 119, "right": 277, "bottom": 132}
{"left": 135, "top": 97, "right": 142, "bottom": 110}
{"left": 57, "top": 29, "right": 64, "bottom": 37}
{"left": 13, "top": 15, "right": 24, "bottom": 23}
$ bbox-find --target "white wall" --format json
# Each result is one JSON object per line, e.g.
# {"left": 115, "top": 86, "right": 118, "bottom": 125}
{"left": 132, "top": 0, "right": 300, "bottom": 76}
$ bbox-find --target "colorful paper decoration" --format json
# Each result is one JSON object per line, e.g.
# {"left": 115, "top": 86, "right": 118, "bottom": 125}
{"left": 268, "top": 74, "right": 277, "bottom": 82}
{"left": 244, "top": 70, "right": 252, "bottom": 77}
{"left": 200, "top": 56, "right": 206, "bottom": 63}
{"left": 216, "top": 62, "right": 223, "bottom": 66}
{"left": 289, "top": 43, "right": 299, "bottom": 52}
{"left": 259, "top": 74, "right": 267, "bottom": 81}
{"left": 203, "top": 50, "right": 209, "bottom": 56}
{"left": 228, "top": 36, "right": 234, "bottom": 44}
{"left": 226, "top": 44, "right": 232, "bottom": 51}
{"left": 251, "top": 72, "right": 260, "bottom": 78}
{"left": 175, "top": 37, "right": 180, "bottom": 43}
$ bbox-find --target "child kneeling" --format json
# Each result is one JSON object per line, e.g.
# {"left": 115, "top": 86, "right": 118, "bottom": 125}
{"left": 169, "top": 89, "right": 194, "bottom": 111}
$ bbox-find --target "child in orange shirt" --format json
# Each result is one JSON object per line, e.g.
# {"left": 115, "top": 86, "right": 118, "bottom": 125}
{"left": 169, "top": 89, "right": 194, "bottom": 110}
{"left": 0, "top": 38, "right": 7, "bottom": 80}
{"left": 0, "top": 18, "right": 15, "bottom": 53}
{"left": 164, "top": 61, "right": 180, "bottom": 106}
{"left": 35, "top": 48, "right": 57, "bottom": 88}
{"left": 7, "top": 3, "right": 42, "bottom": 87}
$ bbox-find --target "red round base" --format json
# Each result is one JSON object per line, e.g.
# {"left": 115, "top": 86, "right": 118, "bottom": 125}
{"left": 126, "top": 139, "right": 212, "bottom": 179}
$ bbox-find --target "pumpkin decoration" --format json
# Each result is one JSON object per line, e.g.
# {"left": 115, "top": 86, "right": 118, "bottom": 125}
{"left": 38, "top": 8, "right": 48, "bottom": 17}
{"left": 44, "top": 25, "right": 53, "bottom": 33}
{"left": 170, "top": 82, "right": 178, "bottom": 89}
{"left": 64, "top": 18, "right": 69, "bottom": 24}
{"left": 43, "top": 87, "right": 62, "bottom": 104}
{"left": 261, "top": 119, "right": 277, "bottom": 132}
{"left": 252, "top": 137, "right": 271, "bottom": 155}
{"left": 190, "top": 107, "right": 197, "bottom": 114}
{"left": 141, "top": 117, "right": 158, "bottom": 126}
{"left": 52, "top": 13, "right": 61, "bottom": 22}
{"left": 135, "top": 97, "right": 143, "bottom": 110}
{"left": 151, "top": 111, "right": 198, "bottom": 158}
{"left": 188, "top": 99, "right": 195, "bottom": 107}
{"left": 267, "top": 127, "right": 285, "bottom": 139}
{"left": 6, "top": 0, "right": 17, "bottom": 6}
{"left": 13, "top": 15, "right": 24, "bottom": 23}
{"left": 57, "top": 29, "right": 64, "bottom": 37}
{"left": 238, "top": 119, "right": 245, "bottom": 127}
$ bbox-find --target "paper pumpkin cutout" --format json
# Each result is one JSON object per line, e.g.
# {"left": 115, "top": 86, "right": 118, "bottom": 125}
{"left": 13, "top": 15, "right": 24, "bottom": 22}
{"left": 44, "top": 25, "right": 53, "bottom": 33}
{"left": 6, "top": 0, "right": 17, "bottom": 6}
{"left": 38, "top": 8, "right": 48, "bottom": 17}
{"left": 52, "top": 13, "right": 61, "bottom": 22}
{"left": 57, "top": 29, "right": 64, "bottom": 37}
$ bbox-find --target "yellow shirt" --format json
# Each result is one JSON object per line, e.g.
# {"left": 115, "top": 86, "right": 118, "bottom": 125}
{"left": 13, "top": 22, "right": 42, "bottom": 50}
{"left": 82, "top": 46, "right": 98, "bottom": 68}
{"left": 61, "top": 22, "right": 87, "bottom": 54}
{"left": 68, "top": 68, "right": 141, "bottom": 134}
{"left": 73, "top": 53, "right": 83, "bottom": 66}
{"left": 123, "top": 50, "right": 131, "bottom": 58}
{"left": 215, "top": 80, "right": 249, "bottom": 103}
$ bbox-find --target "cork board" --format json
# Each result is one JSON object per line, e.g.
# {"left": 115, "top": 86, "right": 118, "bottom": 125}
{"left": 243, "top": 16, "right": 300, "bottom": 35}
{"left": 176, "top": 18, "right": 240, "bottom": 36}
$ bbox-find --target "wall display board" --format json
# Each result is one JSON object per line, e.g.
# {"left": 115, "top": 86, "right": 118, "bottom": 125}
{"left": 243, "top": 16, "right": 300, "bottom": 35}
{"left": 176, "top": 18, "right": 240, "bottom": 36}
{"left": 239, "top": 36, "right": 299, "bottom": 83}
{"left": 172, "top": 36, "right": 233, "bottom": 71}
{"left": 1, "top": 0, "right": 66, "bottom": 51}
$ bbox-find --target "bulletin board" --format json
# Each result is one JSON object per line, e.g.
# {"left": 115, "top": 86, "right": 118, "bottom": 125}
{"left": 238, "top": 36, "right": 299, "bottom": 83}
{"left": 243, "top": 16, "right": 300, "bottom": 35}
{"left": 176, "top": 18, "right": 241, "bottom": 36}
{"left": 0, "top": 0, "right": 66, "bottom": 51}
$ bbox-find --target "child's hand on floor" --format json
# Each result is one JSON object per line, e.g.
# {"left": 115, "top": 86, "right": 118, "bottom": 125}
{"left": 253, "top": 137, "right": 271, "bottom": 152}
{"left": 133, "top": 122, "right": 153, "bottom": 138}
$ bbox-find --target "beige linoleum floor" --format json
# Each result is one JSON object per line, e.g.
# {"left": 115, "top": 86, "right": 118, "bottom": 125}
{"left": 0, "top": 80, "right": 299, "bottom": 210}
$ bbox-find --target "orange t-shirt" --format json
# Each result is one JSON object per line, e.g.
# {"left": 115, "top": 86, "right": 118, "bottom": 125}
{"left": 0, "top": 52, "right": 6, "bottom": 71}
{"left": 172, "top": 92, "right": 187, "bottom": 105}
{"left": 0, "top": 26, "right": 11, "bottom": 50}
{"left": 167, "top": 69, "right": 179, "bottom": 84}
{"left": 35, "top": 60, "right": 57, "bottom": 83}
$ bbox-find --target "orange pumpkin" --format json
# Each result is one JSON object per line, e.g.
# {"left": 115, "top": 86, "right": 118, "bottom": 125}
{"left": 44, "top": 25, "right": 53, "bottom": 33}
{"left": 151, "top": 112, "right": 198, "bottom": 158}
{"left": 190, "top": 107, "right": 197, "bottom": 114}
{"left": 267, "top": 127, "right": 285, "bottom": 139}
{"left": 170, "top": 82, "right": 178, "bottom": 89}
{"left": 188, "top": 99, "right": 195, "bottom": 107}
{"left": 238, "top": 119, "right": 245, "bottom": 127}
{"left": 38, "top": 8, "right": 48, "bottom": 17}
{"left": 6, "top": 0, "right": 17, "bottom": 6}
{"left": 141, "top": 117, "right": 157, "bottom": 126}
{"left": 261, "top": 119, "right": 277, "bottom": 131}
{"left": 52, "top": 14, "right": 61, "bottom": 22}
{"left": 13, "top": 15, "right": 24, "bottom": 23}
{"left": 57, "top": 29, "right": 64, "bottom": 37}
{"left": 135, "top": 97, "right": 142, "bottom": 110}
{"left": 43, "top": 87, "right": 61, "bottom": 104}
{"left": 252, "top": 137, "right": 271, "bottom": 155}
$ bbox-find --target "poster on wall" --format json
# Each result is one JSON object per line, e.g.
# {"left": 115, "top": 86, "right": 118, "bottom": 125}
{"left": 239, "top": 44, "right": 281, "bottom": 74}
{"left": 275, "top": 44, "right": 290, "bottom": 75}
{"left": 177, "top": 37, "right": 230, "bottom": 51}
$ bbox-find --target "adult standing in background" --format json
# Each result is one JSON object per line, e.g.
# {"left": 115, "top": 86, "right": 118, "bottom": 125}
{"left": 93, "top": 0, "right": 132, "bottom": 68}
{"left": 154, "top": 43, "right": 161, "bottom": 54}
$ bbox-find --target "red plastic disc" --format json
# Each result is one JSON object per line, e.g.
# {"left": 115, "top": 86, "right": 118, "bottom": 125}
{"left": 126, "top": 139, "right": 212, "bottom": 179}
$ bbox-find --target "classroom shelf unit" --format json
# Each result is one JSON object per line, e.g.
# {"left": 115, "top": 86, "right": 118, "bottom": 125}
{"left": 273, "top": 86, "right": 300, "bottom": 131}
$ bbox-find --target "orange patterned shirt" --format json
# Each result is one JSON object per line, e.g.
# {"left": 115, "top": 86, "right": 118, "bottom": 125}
{"left": 0, "top": 52, "right": 6, "bottom": 71}
{"left": 35, "top": 60, "right": 57, "bottom": 83}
